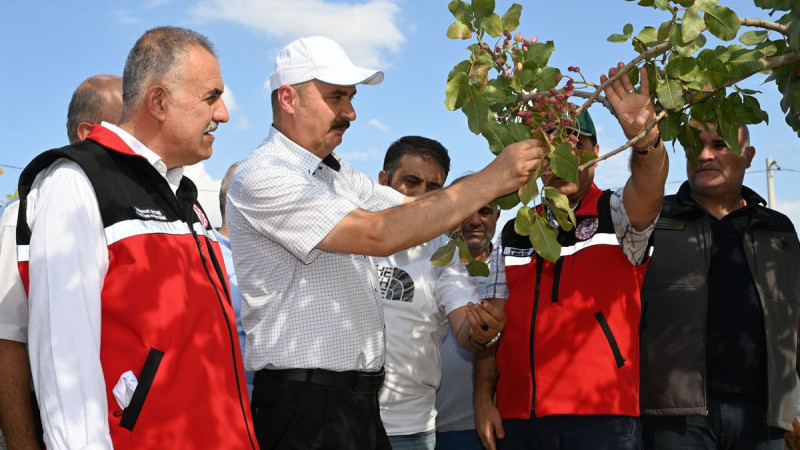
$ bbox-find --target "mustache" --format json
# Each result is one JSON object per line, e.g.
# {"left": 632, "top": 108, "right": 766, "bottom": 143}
{"left": 331, "top": 119, "right": 350, "bottom": 131}
{"left": 204, "top": 121, "right": 219, "bottom": 133}
{"left": 462, "top": 225, "right": 486, "bottom": 233}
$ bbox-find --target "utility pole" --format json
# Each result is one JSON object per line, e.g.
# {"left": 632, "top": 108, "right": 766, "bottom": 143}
{"left": 766, "top": 157, "right": 779, "bottom": 209}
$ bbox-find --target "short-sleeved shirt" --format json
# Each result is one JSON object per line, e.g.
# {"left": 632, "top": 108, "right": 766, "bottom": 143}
{"left": 226, "top": 127, "right": 405, "bottom": 373}
{"left": 0, "top": 201, "right": 28, "bottom": 343}
{"left": 376, "top": 234, "right": 479, "bottom": 435}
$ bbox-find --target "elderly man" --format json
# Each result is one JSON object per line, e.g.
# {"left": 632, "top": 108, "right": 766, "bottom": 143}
{"left": 16, "top": 27, "right": 256, "bottom": 449}
{"left": 475, "top": 66, "right": 669, "bottom": 450}
{"left": 226, "top": 36, "right": 543, "bottom": 449}
{"left": 639, "top": 122, "right": 800, "bottom": 449}
{"left": 0, "top": 74, "right": 123, "bottom": 450}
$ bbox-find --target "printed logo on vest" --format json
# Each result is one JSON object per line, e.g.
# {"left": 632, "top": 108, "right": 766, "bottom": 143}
{"left": 193, "top": 204, "right": 209, "bottom": 229}
{"left": 575, "top": 217, "right": 599, "bottom": 241}
{"left": 132, "top": 206, "right": 167, "bottom": 221}
{"left": 376, "top": 265, "right": 415, "bottom": 302}
{"left": 504, "top": 247, "right": 534, "bottom": 257}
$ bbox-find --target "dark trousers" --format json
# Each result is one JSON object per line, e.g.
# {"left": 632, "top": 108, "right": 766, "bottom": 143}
{"left": 641, "top": 392, "right": 785, "bottom": 450}
{"left": 498, "top": 414, "right": 642, "bottom": 450}
{"left": 251, "top": 370, "right": 390, "bottom": 450}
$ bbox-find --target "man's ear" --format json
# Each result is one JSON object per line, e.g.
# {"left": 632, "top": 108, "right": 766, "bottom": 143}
{"left": 744, "top": 145, "right": 756, "bottom": 168}
{"left": 277, "top": 85, "right": 297, "bottom": 115}
{"left": 76, "top": 122, "right": 93, "bottom": 141}
{"left": 145, "top": 85, "right": 169, "bottom": 121}
{"left": 592, "top": 142, "right": 600, "bottom": 155}
{"left": 378, "top": 170, "right": 389, "bottom": 186}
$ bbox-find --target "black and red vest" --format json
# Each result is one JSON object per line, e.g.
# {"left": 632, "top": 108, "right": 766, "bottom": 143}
{"left": 17, "top": 125, "right": 257, "bottom": 449}
{"left": 496, "top": 184, "right": 648, "bottom": 419}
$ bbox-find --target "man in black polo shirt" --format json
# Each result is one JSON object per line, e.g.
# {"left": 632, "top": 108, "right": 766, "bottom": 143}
{"left": 639, "top": 121, "right": 800, "bottom": 449}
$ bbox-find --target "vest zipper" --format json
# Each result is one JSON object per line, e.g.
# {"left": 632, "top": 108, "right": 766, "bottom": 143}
{"left": 530, "top": 254, "right": 543, "bottom": 414}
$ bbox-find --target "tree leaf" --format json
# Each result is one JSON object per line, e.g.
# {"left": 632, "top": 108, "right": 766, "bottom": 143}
{"left": 550, "top": 142, "right": 579, "bottom": 184}
{"left": 469, "top": 63, "right": 490, "bottom": 87}
{"left": 522, "top": 41, "right": 555, "bottom": 69}
{"left": 527, "top": 67, "right": 560, "bottom": 92}
{"left": 501, "top": 3, "right": 522, "bottom": 32}
{"left": 471, "top": 0, "right": 495, "bottom": 19}
{"left": 740, "top": 30, "right": 769, "bottom": 46}
{"left": 481, "top": 13, "right": 504, "bottom": 38}
{"left": 466, "top": 260, "right": 491, "bottom": 277}
{"left": 448, "top": 0, "right": 473, "bottom": 24}
{"left": 741, "top": 94, "right": 769, "bottom": 124}
{"left": 510, "top": 68, "right": 532, "bottom": 92}
{"left": 514, "top": 206, "right": 534, "bottom": 236}
{"left": 447, "top": 20, "right": 472, "bottom": 39}
{"left": 464, "top": 85, "right": 489, "bottom": 134}
{"left": 682, "top": 7, "right": 705, "bottom": 42}
{"left": 704, "top": 58, "right": 729, "bottom": 88}
{"left": 655, "top": 78, "right": 685, "bottom": 110}
{"left": 658, "top": 111, "right": 684, "bottom": 141}
{"left": 518, "top": 175, "right": 539, "bottom": 205}
{"left": 455, "top": 234, "right": 472, "bottom": 263}
{"left": 491, "top": 191, "right": 520, "bottom": 210}
{"left": 481, "top": 120, "right": 513, "bottom": 155}
{"left": 430, "top": 239, "right": 457, "bottom": 266}
{"left": 704, "top": 5, "right": 740, "bottom": 41}
{"left": 725, "top": 49, "right": 765, "bottom": 79}
{"left": 695, "top": 0, "right": 719, "bottom": 12}
{"left": 715, "top": 106, "right": 743, "bottom": 154}
{"left": 634, "top": 27, "right": 660, "bottom": 50}
{"left": 666, "top": 56, "right": 696, "bottom": 79}
{"left": 608, "top": 33, "right": 630, "bottom": 43}
{"left": 657, "top": 20, "right": 674, "bottom": 42}
{"left": 624, "top": 23, "right": 634, "bottom": 35}
{"left": 529, "top": 214, "right": 561, "bottom": 263}
{"left": 445, "top": 72, "right": 468, "bottom": 111}
{"left": 678, "top": 121, "right": 704, "bottom": 164}
{"left": 543, "top": 186, "right": 576, "bottom": 229}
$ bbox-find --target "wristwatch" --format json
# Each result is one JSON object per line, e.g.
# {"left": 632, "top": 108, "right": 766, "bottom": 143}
{"left": 634, "top": 134, "right": 662, "bottom": 155}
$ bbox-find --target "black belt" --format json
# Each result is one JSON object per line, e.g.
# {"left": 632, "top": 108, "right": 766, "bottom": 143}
{"left": 255, "top": 367, "right": 385, "bottom": 391}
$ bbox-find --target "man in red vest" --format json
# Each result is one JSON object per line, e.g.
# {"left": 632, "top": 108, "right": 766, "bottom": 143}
{"left": 474, "top": 65, "right": 669, "bottom": 450}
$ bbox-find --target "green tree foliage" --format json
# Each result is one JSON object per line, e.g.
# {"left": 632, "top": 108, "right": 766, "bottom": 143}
{"left": 435, "top": 0, "right": 799, "bottom": 265}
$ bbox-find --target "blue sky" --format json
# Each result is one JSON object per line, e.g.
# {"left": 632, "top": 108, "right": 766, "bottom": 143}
{"left": 1, "top": 0, "right": 798, "bottom": 229}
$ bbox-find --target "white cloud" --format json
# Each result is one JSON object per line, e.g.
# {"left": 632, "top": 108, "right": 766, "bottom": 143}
{"left": 222, "top": 84, "right": 252, "bottom": 132}
{"left": 338, "top": 148, "right": 383, "bottom": 162}
{"left": 368, "top": 118, "right": 388, "bottom": 132}
{"left": 222, "top": 85, "right": 238, "bottom": 111}
{"left": 188, "top": 0, "right": 404, "bottom": 68}
{"left": 114, "top": 8, "right": 140, "bottom": 25}
{"left": 145, "top": 0, "right": 170, "bottom": 9}
{"left": 183, "top": 162, "right": 223, "bottom": 228}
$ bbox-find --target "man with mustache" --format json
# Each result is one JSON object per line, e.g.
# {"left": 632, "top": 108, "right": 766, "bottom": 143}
{"left": 373, "top": 137, "right": 504, "bottom": 449}
{"left": 474, "top": 66, "right": 669, "bottom": 450}
{"left": 0, "top": 74, "right": 123, "bottom": 450}
{"left": 226, "top": 36, "right": 544, "bottom": 449}
{"left": 16, "top": 27, "right": 256, "bottom": 449}
{"left": 436, "top": 178, "right": 502, "bottom": 450}
{"left": 639, "top": 122, "right": 800, "bottom": 449}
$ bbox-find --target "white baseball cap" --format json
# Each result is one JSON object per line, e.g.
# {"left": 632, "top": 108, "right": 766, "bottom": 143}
{"left": 268, "top": 36, "right": 384, "bottom": 92}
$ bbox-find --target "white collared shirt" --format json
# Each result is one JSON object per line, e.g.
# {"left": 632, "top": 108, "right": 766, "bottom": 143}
{"left": 226, "top": 126, "right": 405, "bottom": 373}
{"left": 26, "top": 124, "right": 177, "bottom": 449}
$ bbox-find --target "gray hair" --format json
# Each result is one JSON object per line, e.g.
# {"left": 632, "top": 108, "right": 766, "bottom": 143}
{"left": 66, "top": 75, "right": 123, "bottom": 144}
{"left": 122, "top": 26, "right": 215, "bottom": 110}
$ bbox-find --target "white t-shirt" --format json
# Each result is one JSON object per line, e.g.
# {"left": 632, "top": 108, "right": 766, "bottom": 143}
{"left": 0, "top": 201, "right": 27, "bottom": 343}
{"left": 376, "top": 234, "right": 479, "bottom": 435}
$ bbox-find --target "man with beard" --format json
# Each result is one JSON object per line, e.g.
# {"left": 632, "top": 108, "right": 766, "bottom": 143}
{"left": 474, "top": 65, "right": 669, "bottom": 450}
{"left": 16, "top": 27, "right": 256, "bottom": 449}
{"left": 226, "top": 36, "right": 544, "bottom": 449}
{"left": 374, "top": 137, "right": 504, "bottom": 450}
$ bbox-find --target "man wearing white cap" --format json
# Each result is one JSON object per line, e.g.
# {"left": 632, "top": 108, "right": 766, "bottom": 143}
{"left": 226, "top": 36, "right": 545, "bottom": 449}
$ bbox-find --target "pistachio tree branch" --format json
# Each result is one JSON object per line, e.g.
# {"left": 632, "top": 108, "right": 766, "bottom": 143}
{"left": 740, "top": 18, "right": 789, "bottom": 36}
{"left": 575, "top": 41, "right": 672, "bottom": 116}
{"left": 578, "top": 110, "right": 668, "bottom": 171}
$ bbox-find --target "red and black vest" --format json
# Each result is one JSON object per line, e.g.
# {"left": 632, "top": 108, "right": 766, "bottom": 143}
{"left": 495, "top": 184, "right": 648, "bottom": 419}
{"left": 16, "top": 125, "right": 257, "bottom": 449}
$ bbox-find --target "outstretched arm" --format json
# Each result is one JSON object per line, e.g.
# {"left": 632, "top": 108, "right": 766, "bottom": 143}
{"left": 601, "top": 65, "right": 669, "bottom": 231}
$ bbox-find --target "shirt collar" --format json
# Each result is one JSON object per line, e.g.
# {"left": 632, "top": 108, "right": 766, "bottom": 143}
{"left": 263, "top": 126, "right": 342, "bottom": 175}
{"left": 100, "top": 121, "right": 184, "bottom": 193}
